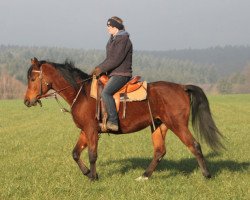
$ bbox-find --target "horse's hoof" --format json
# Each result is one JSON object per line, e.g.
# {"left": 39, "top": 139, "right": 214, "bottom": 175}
{"left": 88, "top": 173, "right": 99, "bottom": 181}
{"left": 203, "top": 172, "right": 212, "bottom": 179}
{"left": 205, "top": 174, "right": 212, "bottom": 179}
{"left": 135, "top": 176, "right": 149, "bottom": 181}
{"left": 89, "top": 176, "right": 99, "bottom": 181}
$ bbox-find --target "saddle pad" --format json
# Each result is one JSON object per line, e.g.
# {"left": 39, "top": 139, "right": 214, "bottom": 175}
{"left": 125, "top": 81, "right": 147, "bottom": 101}
{"left": 90, "top": 76, "right": 98, "bottom": 99}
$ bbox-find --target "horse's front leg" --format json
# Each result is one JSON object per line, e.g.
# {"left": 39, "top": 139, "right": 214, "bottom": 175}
{"left": 72, "top": 131, "right": 91, "bottom": 177}
{"left": 86, "top": 128, "right": 99, "bottom": 181}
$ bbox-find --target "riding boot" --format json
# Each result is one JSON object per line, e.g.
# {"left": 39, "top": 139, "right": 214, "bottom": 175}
{"left": 106, "top": 121, "right": 119, "bottom": 131}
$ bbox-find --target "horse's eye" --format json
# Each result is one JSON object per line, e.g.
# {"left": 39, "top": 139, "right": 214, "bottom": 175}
{"left": 30, "top": 77, "right": 36, "bottom": 82}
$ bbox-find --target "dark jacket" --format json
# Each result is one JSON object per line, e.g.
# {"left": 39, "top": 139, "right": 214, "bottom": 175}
{"left": 98, "top": 30, "right": 133, "bottom": 77}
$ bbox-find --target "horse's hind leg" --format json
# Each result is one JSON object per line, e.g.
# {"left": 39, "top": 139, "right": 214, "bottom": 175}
{"left": 72, "top": 131, "right": 91, "bottom": 177}
{"left": 137, "top": 123, "right": 168, "bottom": 180}
{"left": 173, "top": 126, "right": 211, "bottom": 178}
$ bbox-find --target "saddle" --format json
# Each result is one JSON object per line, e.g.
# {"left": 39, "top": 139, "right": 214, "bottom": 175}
{"left": 90, "top": 75, "right": 147, "bottom": 131}
{"left": 99, "top": 75, "right": 144, "bottom": 108}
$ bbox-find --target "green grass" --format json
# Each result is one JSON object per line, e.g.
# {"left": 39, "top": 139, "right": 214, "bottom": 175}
{"left": 1, "top": 94, "right": 250, "bottom": 200}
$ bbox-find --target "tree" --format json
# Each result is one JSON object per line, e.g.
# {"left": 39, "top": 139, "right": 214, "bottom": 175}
{"left": 217, "top": 79, "right": 232, "bottom": 94}
{"left": 0, "top": 71, "right": 26, "bottom": 99}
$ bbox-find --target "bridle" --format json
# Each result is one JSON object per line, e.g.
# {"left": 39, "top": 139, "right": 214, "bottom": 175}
{"left": 32, "top": 66, "right": 92, "bottom": 113}
{"left": 33, "top": 65, "right": 51, "bottom": 97}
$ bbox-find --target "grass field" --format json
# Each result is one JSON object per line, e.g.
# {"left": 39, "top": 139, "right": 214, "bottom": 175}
{"left": 1, "top": 94, "right": 250, "bottom": 200}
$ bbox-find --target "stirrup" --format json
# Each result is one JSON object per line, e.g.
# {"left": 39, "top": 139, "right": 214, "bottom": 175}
{"left": 106, "top": 122, "right": 118, "bottom": 131}
{"left": 99, "top": 123, "right": 107, "bottom": 132}
{"left": 99, "top": 122, "right": 118, "bottom": 132}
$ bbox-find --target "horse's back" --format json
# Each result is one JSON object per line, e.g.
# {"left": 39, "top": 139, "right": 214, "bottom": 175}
{"left": 148, "top": 81, "right": 189, "bottom": 103}
{"left": 147, "top": 81, "right": 191, "bottom": 124}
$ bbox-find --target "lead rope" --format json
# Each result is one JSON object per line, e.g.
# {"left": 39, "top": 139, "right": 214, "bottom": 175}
{"left": 54, "top": 94, "right": 70, "bottom": 113}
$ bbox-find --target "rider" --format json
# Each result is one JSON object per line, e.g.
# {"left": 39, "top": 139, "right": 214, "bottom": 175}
{"left": 92, "top": 16, "right": 133, "bottom": 131}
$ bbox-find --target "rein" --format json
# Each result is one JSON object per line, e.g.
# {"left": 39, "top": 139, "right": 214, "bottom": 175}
{"left": 33, "top": 67, "right": 92, "bottom": 113}
{"left": 41, "top": 83, "right": 86, "bottom": 113}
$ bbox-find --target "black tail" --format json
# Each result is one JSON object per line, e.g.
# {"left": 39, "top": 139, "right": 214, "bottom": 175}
{"left": 185, "top": 85, "right": 224, "bottom": 151}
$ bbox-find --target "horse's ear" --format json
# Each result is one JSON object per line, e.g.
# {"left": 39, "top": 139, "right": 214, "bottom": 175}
{"left": 31, "top": 57, "right": 39, "bottom": 65}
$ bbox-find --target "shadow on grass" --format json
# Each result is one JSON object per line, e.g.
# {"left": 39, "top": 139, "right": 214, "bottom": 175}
{"left": 100, "top": 152, "right": 250, "bottom": 177}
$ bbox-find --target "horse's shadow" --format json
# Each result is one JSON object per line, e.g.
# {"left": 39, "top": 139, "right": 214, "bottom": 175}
{"left": 100, "top": 152, "right": 250, "bottom": 177}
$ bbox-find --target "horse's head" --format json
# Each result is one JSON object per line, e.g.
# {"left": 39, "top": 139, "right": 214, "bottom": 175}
{"left": 24, "top": 57, "right": 52, "bottom": 107}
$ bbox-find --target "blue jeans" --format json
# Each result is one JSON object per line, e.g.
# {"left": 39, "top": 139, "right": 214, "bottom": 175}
{"left": 101, "top": 76, "right": 131, "bottom": 125}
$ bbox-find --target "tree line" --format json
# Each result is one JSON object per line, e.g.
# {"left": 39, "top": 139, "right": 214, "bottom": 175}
{"left": 0, "top": 45, "right": 250, "bottom": 99}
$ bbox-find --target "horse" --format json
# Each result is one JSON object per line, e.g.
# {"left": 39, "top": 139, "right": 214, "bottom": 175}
{"left": 24, "top": 57, "right": 224, "bottom": 181}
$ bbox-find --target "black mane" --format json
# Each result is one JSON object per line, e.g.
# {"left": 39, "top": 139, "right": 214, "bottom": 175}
{"left": 52, "top": 60, "right": 91, "bottom": 89}
{"left": 28, "top": 60, "right": 91, "bottom": 89}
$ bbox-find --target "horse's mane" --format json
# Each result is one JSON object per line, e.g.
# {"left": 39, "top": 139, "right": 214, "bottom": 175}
{"left": 28, "top": 60, "right": 91, "bottom": 89}
{"left": 52, "top": 60, "right": 91, "bottom": 89}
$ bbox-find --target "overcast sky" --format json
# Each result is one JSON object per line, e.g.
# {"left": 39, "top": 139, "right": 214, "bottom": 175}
{"left": 0, "top": 0, "right": 250, "bottom": 50}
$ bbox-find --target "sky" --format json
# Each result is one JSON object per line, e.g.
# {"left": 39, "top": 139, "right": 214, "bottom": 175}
{"left": 0, "top": 0, "right": 250, "bottom": 51}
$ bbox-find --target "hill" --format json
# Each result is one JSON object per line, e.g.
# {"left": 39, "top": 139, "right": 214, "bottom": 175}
{"left": 0, "top": 45, "right": 250, "bottom": 98}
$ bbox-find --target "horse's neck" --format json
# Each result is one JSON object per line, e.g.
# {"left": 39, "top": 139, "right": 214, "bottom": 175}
{"left": 59, "top": 88, "right": 78, "bottom": 105}
{"left": 52, "top": 81, "right": 79, "bottom": 105}
{"left": 53, "top": 81, "right": 90, "bottom": 106}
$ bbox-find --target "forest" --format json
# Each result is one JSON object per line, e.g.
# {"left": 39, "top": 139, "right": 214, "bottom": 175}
{"left": 0, "top": 45, "right": 250, "bottom": 99}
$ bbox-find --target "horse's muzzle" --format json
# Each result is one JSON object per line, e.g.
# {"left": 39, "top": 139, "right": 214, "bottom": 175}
{"left": 24, "top": 98, "right": 42, "bottom": 107}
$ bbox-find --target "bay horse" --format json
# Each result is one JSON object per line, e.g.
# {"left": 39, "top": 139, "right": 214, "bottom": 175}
{"left": 24, "top": 57, "right": 224, "bottom": 181}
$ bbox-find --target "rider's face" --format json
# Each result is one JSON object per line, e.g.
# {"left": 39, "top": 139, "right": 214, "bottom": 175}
{"left": 107, "top": 25, "right": 119, "bottom": 36}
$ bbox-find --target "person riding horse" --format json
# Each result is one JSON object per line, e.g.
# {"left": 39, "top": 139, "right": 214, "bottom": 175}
{"left": 92, "top": 16, "right": 133, "bottom": 131}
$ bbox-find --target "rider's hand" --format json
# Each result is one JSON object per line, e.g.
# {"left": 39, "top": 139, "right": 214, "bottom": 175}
{"left": 91, "top": 67, "right": 102, "bottom": 77}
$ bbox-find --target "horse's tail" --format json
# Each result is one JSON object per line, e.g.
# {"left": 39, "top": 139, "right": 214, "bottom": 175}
{"left": 185, "top": 85, "right": 224, "bottom": 151}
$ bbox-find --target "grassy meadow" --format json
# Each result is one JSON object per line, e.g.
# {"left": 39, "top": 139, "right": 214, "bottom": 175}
{"left": 0, "top": 94, "right": 250, "bottom": 200}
